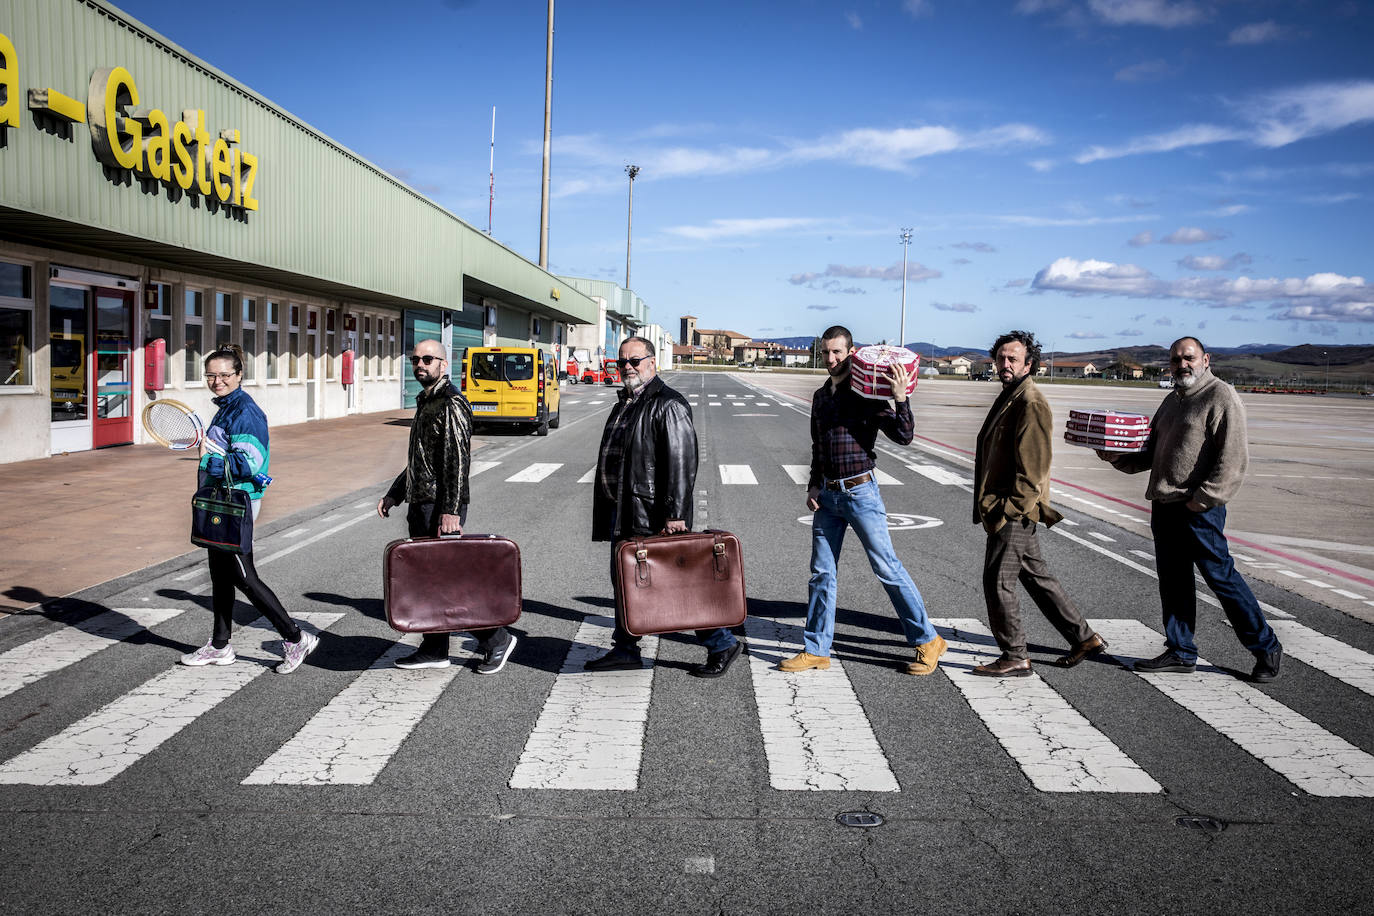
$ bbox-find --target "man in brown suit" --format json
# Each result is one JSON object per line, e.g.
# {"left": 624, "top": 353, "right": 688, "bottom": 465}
{"left": 971, "top": 330, "right": 1106, "bottom": 676}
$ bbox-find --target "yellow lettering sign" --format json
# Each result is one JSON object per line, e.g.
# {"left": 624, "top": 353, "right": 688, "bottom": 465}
{"left": 0, "top": 33, "right": 17, "bottom": 129}
{"left": 142, "top": 108, "right": 171, "bottom": 182}
{"left": 88, "top": 66, "right": 141, "bottom": 170}
{"left": 170, "top": 118, "right": 195, "bottom": 191}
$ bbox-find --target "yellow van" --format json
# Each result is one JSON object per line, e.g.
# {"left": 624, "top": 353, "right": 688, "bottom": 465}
{"left": 460, "top": 346, "right": 561, "bottom": 435}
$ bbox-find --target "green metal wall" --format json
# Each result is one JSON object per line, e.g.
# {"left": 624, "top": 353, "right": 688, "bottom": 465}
{"left": 0, "top": 0, "right": 596, "bottom": 324}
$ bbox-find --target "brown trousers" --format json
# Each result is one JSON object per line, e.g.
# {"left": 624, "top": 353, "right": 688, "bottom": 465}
{"left": 983, "top": 518, "right": 1093, "bottom": 661}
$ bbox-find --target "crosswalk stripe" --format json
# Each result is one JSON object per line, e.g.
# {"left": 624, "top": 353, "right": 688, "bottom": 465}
{"left": 1266, "top": 620, "right": 1374, "bottom": 699}
{"left": 243, "top": 636, "right": 459, "bottom": 785}
{"left": 709, "top": 402, "right": 721, "bottom": 406}
{"left": 872, "top": 468, "right": 902, "bottom": 485}
{"left": 1092, "top": 618, "right": 1374, "bottom": 797}
{"left": 578, "top": 467, "right": 596, "bottom": 483}
{"left": 509, "top": 616, "right": 660, "bottom": 790}
{"left": 719, "top": 464, "right": 758, "bottom": 485}
{"left": 933, "top": 618, "right": 1161, "bottom": 793}
{"left": 906, "top": 463, "right": 973, "bottom": 486}
{"left": 470, "top": 460, "right": 500, "bottom": 477}
{"left": 745, "top": 616, "right": 899, "bottom": 791}
{"left": 781, "top": 465, "right": 811, "bottom": 485}
{"left": 505, "top": 462, "right": 562, "bottom": 483}
{"left": 0, "top": 608, "right": 185, "bottom": 702}
{"left": 0, "top": 613, "right": 342, "bottom": 786}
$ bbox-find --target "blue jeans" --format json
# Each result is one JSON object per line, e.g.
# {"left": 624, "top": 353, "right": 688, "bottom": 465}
{"left": 1151, "top": 500, "right": 1280, "bottom": 663}
{"left": 805, "top": 479, "right": 936, "bottom": 656}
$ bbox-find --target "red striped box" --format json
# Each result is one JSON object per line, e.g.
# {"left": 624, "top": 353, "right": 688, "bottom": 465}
{"left": 850, "top": 346, "right": 920, "bottom": 400}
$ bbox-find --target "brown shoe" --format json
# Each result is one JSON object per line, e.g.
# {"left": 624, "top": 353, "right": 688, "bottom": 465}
{"left": 779, "top": 650, "right": 830, "bottom": 672}
{"left": 972, "top": 655, "right": 1032, "bottom": 677}
{"left": 905, "top": 634, "right": 948, "bottom": 676}
{"left": 1052, "top": 633, "right": 1108, "bottom": 668}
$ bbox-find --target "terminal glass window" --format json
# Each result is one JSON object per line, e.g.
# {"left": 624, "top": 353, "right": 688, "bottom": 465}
{"left": 288, "top": 305, "right": 300, "bottom": 380}
{"left": 214, "top": 293, "right": 232, "bottom": 348}
{"left": 241, "top": 297, "right": 256, "bottom": 382}
{"left": 146, "top": 283, "right": 171, "bottom": 351}
{"left": 362, "top": 316, "right": 372, "bottom": 379}
{"left": 50, "top": 285, "right": 88, "bottom": 420}
{"left": 306, "top": 309, "right": 318, "bottom": 382}
{"left": 0, "top": 261, "right": 33, "bottom": 387}
{"left": 264, "top": 301, "right": 280, "bottom": 381}
{"left": 388, "top": 320, "right": 397, "bottom": 377}
{"left": 185, "top": 289, "right": 204, "bottom": 381}
{"left": 325, "top": 309, "right": 337, "bottom": 380}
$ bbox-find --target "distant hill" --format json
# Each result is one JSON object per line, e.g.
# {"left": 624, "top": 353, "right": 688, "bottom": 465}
{"left": 754, "top": 337, "right": 985, "bottom": 358}
{"left": 1264, "top": 344, "right": 1374, "bottom": 366}
{"left": 1209, "top": 343, "right": 1291, "bottom": 356}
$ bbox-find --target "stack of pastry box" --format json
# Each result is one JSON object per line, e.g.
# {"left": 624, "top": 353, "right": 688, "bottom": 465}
{"left": 849, "top": 345, "right": 921, "bottom": 399}
{"left": 1063, "top": 408, "right": 1150, "bottom": 452}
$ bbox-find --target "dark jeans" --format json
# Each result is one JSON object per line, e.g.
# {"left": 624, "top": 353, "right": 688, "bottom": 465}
{"left": 408, "top": 501, "right": 507, "bottom": 658}
{"left": 208, "top": 549, "right": 300, "bottom": 648}
{"left": 982, "top": 517, "right": 1094, "bottom": 661}
{"left": 609, "top": 533, "right": 738, "bottom": 655}
{"left": 1150, "top": 500, "right": 1280, "bottom": 663}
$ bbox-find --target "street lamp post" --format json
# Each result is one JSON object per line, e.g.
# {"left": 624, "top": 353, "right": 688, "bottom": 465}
{"left": 625, "top": 164, "right": 640, "bottom": 290}
{"left": 537, "top": 0, "right": 554, "bottom": 269}
{"left": 898, "top": 228, "right": 913, "bottom": 350}
{"left": 1325, "top": 350, "right": 1330, "bottom": 393}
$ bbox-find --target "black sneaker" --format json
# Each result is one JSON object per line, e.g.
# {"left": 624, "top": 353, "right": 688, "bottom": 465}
{"left": 476, "top": 632, "right": 518, "bottom": 675}
{"left": 394, "top": 650, "right": 451, "bottom": 670}
{"left": 584, "top": 645, "right": 643, "bottom": 671}
{"left": 1134, "top": 650, "right": 1196, "bottom": 674}
{"left": 1251, "top": 645, "right": 1282, "bottom": 683}
{"left": 689, "top": 641, "right": 744, "bottom": 679}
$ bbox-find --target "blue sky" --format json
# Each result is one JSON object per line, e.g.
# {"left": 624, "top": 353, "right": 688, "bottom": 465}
{"left": 114, "top": 0, "right": 1372, "bottom": 351}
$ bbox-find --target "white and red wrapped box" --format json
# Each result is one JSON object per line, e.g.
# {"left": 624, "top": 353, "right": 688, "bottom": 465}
{"left": 1063, "top": 408, "right": 1150, "bottom": 452}
{"left": 849, "top": 345, "right": 920, "bottom": 400}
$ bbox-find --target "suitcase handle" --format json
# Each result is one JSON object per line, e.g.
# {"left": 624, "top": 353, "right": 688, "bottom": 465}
{"left": 629, "top": 533, "right": 732, "bottom": 588}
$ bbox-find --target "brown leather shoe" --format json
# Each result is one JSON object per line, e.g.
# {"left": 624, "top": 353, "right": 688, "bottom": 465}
{"left": 1052, "top": 633, "right": 1108, "bottom": 668}
{"left": 972, "top": 655, "right": 1032, "bottom": 677}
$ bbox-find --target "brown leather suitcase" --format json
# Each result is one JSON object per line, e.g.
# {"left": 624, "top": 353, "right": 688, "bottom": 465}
{"left": 383, "top": 535, "right": 522, "bottom": 633}
{"left": 614, "top": 530, "right": 747, "bottom": 637}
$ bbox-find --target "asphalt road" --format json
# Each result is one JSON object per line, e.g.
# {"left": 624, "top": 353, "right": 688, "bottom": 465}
{"left": 3, "top": 371, "right": 1373, "bottom": 915}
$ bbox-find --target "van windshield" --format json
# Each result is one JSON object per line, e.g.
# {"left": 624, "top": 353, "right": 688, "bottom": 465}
{"left": 504, "top": 354, "right": 534, "bottom": 381}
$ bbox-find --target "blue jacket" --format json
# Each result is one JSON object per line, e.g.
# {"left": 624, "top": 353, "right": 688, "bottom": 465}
{"left": 198, "top": 387, "right": 271, "bottom": 499}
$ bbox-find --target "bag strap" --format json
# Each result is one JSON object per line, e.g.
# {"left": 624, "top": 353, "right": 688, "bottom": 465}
{"left": 633, "top": 539, "right": 651, "bottom": 588}
{"left": 712, "top": 533, "right": 730, "bottom": 581}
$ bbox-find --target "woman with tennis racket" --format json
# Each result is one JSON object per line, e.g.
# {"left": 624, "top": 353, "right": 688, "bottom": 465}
{"left": 153, "top": 344, "right": 318, "bottom": 674}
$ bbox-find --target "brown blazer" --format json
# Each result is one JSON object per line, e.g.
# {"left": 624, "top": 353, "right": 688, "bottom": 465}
{"left": 973, "top": 377, "right": 1063, "bottom": 534}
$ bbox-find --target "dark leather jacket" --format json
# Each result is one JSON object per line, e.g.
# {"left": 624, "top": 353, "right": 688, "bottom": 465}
{"left": 593, "top": 375, "right": 697, "bottom": 541}
{"left": 386, "top": 377, "right": 473, "bottom": 516}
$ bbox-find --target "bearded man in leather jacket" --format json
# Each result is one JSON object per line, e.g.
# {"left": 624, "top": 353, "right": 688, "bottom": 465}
{"left": 585, "top": 336, "right": 743, "bottom": 678}
{"left": 377, "top": 338, "right": 517, "bottom": 673}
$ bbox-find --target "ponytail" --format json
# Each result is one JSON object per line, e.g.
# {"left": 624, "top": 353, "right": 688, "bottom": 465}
{"left": 205, "top": 343, "right": 246, "bottom": 374}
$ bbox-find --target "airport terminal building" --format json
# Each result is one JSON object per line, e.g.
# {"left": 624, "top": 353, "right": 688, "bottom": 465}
{"left": 0, "top": 0, "right": 615, "bottom": 464}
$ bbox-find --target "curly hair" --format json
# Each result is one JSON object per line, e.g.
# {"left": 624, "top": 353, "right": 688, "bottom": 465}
{"left": 990, "top": 330, "right": 1042, "bottom": 371}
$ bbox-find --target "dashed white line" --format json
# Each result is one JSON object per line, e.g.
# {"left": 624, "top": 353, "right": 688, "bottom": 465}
{"left": 719, "top": 464, "right": 758, "bottom": 485}
{"left": 1087, "top": 532, "right": 1116, "bottom": 543}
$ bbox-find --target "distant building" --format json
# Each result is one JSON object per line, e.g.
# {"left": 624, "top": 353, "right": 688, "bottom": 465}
{"left": 1046, "top": 360, "right": 1099, "bottom": 378}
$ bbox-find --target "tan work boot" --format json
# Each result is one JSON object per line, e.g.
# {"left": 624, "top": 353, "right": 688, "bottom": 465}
{"left": 905, "top": 634, "right": 948, "bottom": 675}
{"left": 779, "top": 650, "right": 831, "bottom": 672}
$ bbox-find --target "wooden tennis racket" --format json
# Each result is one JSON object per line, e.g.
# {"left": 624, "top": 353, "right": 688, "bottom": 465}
{"left": 141, "top": 399, "right": 205, "bottom": 450}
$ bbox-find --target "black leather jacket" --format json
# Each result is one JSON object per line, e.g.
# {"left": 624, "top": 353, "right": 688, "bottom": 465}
{"left": 386, "top": 377, "right": 473, "bottom": 516}
{"left": 593, "top": 375, "right": 697, "bottom": 541}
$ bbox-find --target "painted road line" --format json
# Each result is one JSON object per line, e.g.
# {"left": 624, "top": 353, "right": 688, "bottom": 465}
{"left": 508, "top": 616, "right": 660, "bottom": 790}
{"left": 505, "top": 462, "right": 563, "bottom": 483}
{"left": 243, "top": 637, "right": 459, "bottom": 785}
{"left": 1093, "top": 618, "right": 1374, "bottom": 797}
{"left": 1265, "top": 620, "right": 1374, "bottom": 700}
{"left": 578, "top": 467, "right": 596, "bottom": 484}
{"left": 719, "top": 464, "right": 758, "bottom": 485}
{"left": 1231, "top": 553, "right": 1256, "bottom": 562}
{"left": 933, "top": 618, "right": 1160, "bottom": 794}
{"left": 352, "top": 501, "right": 372, "bottom": 509}
{"left": 1277, "top": 569, "right": 1305, "bottom": 579}
{"left": 906, "top": 463, "right": 973, "bottom": 487}
{"left": 710, "top": 402, "right": 722, "bottom": 407}
{"left": 0, "top": 608, "right": 185, "bottom": 702}
{"left": 744, "top": 616, "right": 900, "bottom": 792}
{"left": 281, "top": 529, "right": 308, "bottom": 539}
{"left": 1334, "top": 589, "right": 1367, "bottom": 601}
{"left": 782, "top": 465, "right": 811, "bottom": 485}
{"left": 1059, "top": 518, "right": 1079, "bottom": 526}
{"left": 1051, "top": 527, "right": 1294, "bottom": 620}
{"left": 1088, "top": 532, "right": 1116, "bottom": 543}
{"left": 1305, "top": 579, "right": 1334, "bottom": 589}
{"left": 873, "top": 468, "right": 902, "bottom": 485}
{"left": 469, "top": 460, "right": 500, "bottom": 477}
{"left": 1130, "top": 549, "right": 1154, "bottom": 561}
{"left": 0, "top": 613, "right": 342, "bottom": 786}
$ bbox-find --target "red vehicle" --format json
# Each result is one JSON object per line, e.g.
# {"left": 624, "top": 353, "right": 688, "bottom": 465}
{"left": 601, "top": 358, "right": 621, "bottom": 386}
{"left": 580, "top": 362, "right": 605, "bottom": 384}
{"left": 565, "top": 356, "right": 580, "bottom": 384}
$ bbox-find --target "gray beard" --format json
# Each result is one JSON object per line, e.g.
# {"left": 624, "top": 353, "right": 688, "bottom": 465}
{"left": 624, "top": 376, "right": 646, "bottom": 394}
{"left": 1175, "top": 371, "right": 1199, "bottom": 389}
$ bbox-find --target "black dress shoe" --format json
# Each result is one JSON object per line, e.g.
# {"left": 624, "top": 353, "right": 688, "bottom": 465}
{"left": 689, "top": 641, "right": 744, "bottom": 679}
{"left": 584, "top": 645, "right": 643, "bottom": 672}
{"left": 1251, "top": 645, "right": 1282, "bottom": 683}
{"left": 972, "top": 655, "right": 1033, "bottom": 677}
{"left": 1134, "top": 650, "right": 1195, "bottom": 674}
{"left": 1052, "top": 633, "right": 1108, "bottom": 668}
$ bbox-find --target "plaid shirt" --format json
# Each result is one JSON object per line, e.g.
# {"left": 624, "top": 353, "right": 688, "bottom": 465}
{"left": 808, "top": 376, "right": 914, "bottom": 489}
{"left": 597, "top": 388, "right": 640, "bottom": 501}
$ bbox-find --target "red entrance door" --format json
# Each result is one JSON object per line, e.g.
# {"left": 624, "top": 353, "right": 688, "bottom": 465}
{"left": 92, "top": 287, "right": 134, "bottom": 448}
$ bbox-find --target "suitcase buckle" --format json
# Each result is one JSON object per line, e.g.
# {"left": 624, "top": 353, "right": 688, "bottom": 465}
{"left": 636, "top": 549, "right": 648, "bottom": 562}
{"left": 713, "top": 542, "right": 725, "bottom": 556}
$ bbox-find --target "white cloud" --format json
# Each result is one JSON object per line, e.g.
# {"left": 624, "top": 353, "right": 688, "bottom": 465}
{"left": 1004, "top": 278, "right": 1030, "bottom": 288}
{"left": 902, "top": 0, "right": 933, "bottom": 17}
{"left": 1203, "top": 204, "right": 1251, "bottom": 217}
{"left": 790, "top": 262, "right": 941, "bottom": 285}
{"left": 1228, "top": 20, "right": 1285, "bottom": 45}
{"left": 931, "top": 301, "right": 979, "bottom": 312}
{"left": 795, "top": 123, "right": 1048, "bottom": 171}
{"left": 846, "top": 11, "right": 863, "bottom": 29}
{"left": 952, "top": 241, "right": 997, "bottom": 253}
{"left": 1032, "top": 258, "right": 1161, "bottom": 296}
{"left": 1160, "top": 226, "right": 1225, "bottom": 244}
{"left": 1128, "top": 231, "right": 1154, "bottom": 247}
{"left": 1087, "top": 0, "right": 1206, "bottom": 28}
{"left": 1076, "top": 124, "right": 1245, "bottom": 164}
{"left": 1115, "top": 59, "right": 1173, "bottom": 83}
{"left": 666, "top": 217, "right": 822, "bottom": 242}
{"left": 996, "top": 213, "right": 1153, "bottom": 228}
{"left": 1155, "top": 316, "right": 1173, "bottom": 326}
{"left": 1029, "top": 158, "right": 1056, "bottom": 172}
{"left": 1014, "top": 0, "right": 1067, "bottom": 12}
{"left": 1068, "top": 330, "right": 1108, "bottom": 339}
{"left": 1179, "top": 253, "right": 1251, "bottom": 271}
{"left": 1119, "top": 328, "right": 1145, "bottom": 336}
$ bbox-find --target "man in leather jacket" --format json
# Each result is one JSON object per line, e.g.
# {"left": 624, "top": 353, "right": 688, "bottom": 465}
{"left": 585, "top": 336, "right": 743, "bottom": 678}
{"left": 377, "top": 338, "right": 517, "bottom": 673}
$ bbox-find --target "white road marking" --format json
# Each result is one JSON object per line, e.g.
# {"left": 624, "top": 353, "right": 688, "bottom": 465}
{"left": 509, "top": 616, "right": 659, "bottom": 790}
{"left": 744, "top": 616, "right": 900, "bottom": 792}
{"left": 873, "top": 468, "right": 902, "bottom": 485}
{"left": 281, "top": 529, "right": 308, "bottom": 539}
{"left": 1093, "top": 618, "right": 1374, "bottom": 797}
{"left": 906, "top": 463, "right": 972, "bottom": 487}
{"left": 1276, "top": 569, "right": 1305, "bottom": 579}
{"left": 469, "top": 460, "right": 500, "bottom": 477}
{"left": 710, "top": 402, "right": 722, "bottom": 407}
{"left": 1130, "top": 549, "right": 1154, "bottom": 561}
{"left": 683, "top": 856, "right": 716, "bottom": 875}
{"left": 1334, "top": 589, "right": 1367, "bottom": 601}
{"left": 352, "top": 501, "right": 372, "bottom": 509}
{"left": 1266, "top": 620, "right": 1374, "bottom": 700}
{"left": 1058, "top": 518, "right": 1079, "bottom": 526}
{"left": 505, "top": 462, "right": 563, "bottom": 483}
{"left": 934, "top": 618, "right": 1160, "bottom": 793}
{"left": 578, "top": 467, "right": 596, "bottom": 483}
{"left": 719, "top": 464, "right": 758, "bottom": 485}
{"left": 243, "top": 636, "right": 460, "bottom": 785}
{"left": 0, "top": 608, "right": 185, "bottom": 702}
{"left": 1231, "top": 553, "right": 1256, "bottom": 562}
{"left": 1087, "top": 532, "right": 1116, "bottom": 543}
{"left": 0, "top": 613, "right": 342, "bottom": 786}
{"left": 1304, "top": 579, "right": 1334, "bottom": 589}
{"left": 781, "top": 465, "right": 811, "bottom": 485}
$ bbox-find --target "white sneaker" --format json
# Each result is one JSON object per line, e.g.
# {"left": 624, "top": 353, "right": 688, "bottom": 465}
{"left": 276, "top": 630, "right": 319, "bottom": 674}
{"left": 180, "top": 642, "right": 235, "bottom": 666}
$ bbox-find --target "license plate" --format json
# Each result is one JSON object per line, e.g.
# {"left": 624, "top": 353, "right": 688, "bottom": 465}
{"left": 471, "top": 403, "right": 498, "bottom": 412}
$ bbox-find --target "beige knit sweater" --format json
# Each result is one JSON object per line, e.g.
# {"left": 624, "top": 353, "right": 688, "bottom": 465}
{"left": 1110, "top": 369, "right": 1249, "bottom": 508}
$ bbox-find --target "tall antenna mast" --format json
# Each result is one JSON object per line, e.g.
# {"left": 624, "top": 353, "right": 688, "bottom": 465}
{"left": 487, "top": 106, "right": 495, "bottom": 236}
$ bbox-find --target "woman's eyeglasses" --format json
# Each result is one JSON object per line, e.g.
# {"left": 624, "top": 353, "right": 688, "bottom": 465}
{"left": 409, "top": 354, "right": 445, "bottom": 366}
{"left": 206, "top": 372, "right": 238, "bottom": 381}
{"left": 616, "top": 355, "right": 651, "bottom": 369}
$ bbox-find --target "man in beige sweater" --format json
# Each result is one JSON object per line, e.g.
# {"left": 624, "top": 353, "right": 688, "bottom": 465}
{"left": 1099, "top": 337, "right": 1283, "bottom": 682}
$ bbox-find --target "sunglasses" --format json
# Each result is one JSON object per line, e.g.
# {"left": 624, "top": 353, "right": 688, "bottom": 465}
{"left": 616, "top": 355, "right": 652, "bottom": 369}
{"left": 409, "top": 354, "right": 445, "bottom": 366}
